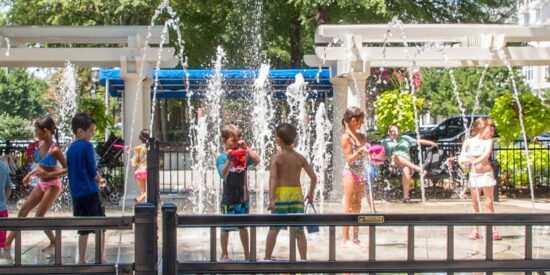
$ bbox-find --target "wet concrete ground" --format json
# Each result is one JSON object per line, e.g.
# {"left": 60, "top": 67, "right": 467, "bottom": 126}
{"left": 1, "top": 197, "right": 549, "bottom": 273}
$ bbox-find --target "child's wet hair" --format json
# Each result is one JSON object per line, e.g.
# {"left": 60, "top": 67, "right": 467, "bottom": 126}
{"left": 35, "top": 116, "right": 60, "bottom": 145}
{"left": 71, "top": 113, "right": 95, "bottom": 135}
{"left": 221, "top": 124, "right": 241, "bottom": 141}
{"left": 139, "top": 129, "right": 150, "bottom": 142}
{"left": 341, "top": 106, "right": 365, "bottom": 128}
{"left": 276, "top": 123, "right": 297, "bottom": 146}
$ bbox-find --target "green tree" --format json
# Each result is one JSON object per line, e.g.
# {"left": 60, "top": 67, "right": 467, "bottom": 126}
{"left": 490, "top": 92, "right": 550, "bottom": 144}
{"left": 385, "top": 0, "right": 515, "bottom": 23}
{"left": 374, "top": 89, "right": 425, "bottom": 134}
{"left": 0, "top": 68, "right": 50, "bottom": 120}
{"left": 418, "top": 67, "right": 530, "bottom": 118}
{"left": 0, "top": 114, "right": 33, "bottom": 140}
{"left": 79, "top": 97, "right": 113, "bottom": 140}
{"left": 2, "top": 0, "right": 515, "bottom": 68}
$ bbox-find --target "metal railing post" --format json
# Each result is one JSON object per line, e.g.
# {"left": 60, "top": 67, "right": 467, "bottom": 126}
{"left": 162, "top": 203, "right": 178, "bottom": 275}
{"left": 493, "top": 160, "right": 500, "bottom": 202}
{"left": 147, "top": 137, "right": 160, "bottom": 207}
{"left": 134, "top": 203, "right": 157, "bottom": 275}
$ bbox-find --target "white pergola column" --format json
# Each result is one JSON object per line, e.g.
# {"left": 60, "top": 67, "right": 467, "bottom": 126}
{"left": 121, "top": 73, "right": 152, "bottom": 201}
{"left": 329, "top": 72, "right": 368, "bottom": 201}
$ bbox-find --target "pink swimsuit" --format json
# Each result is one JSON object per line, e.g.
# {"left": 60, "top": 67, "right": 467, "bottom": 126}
{"left": 35, "top": 142, "right": 62, "bottom": 192}
{"left": 39, "top": 178, "right": 62, "bottom": 192}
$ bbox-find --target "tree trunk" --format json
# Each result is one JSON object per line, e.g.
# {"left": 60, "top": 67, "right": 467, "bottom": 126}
{"left": 290, "top": 12, "right": 302, "bottom": 67}
{"left": 316, "top": 5, "right": 331, "bottom": 26}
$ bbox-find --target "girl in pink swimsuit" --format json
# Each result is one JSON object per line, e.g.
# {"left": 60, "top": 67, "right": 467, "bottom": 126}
{"left": 131, "top": 129, "right": 150, "bottom": 203}
{"left": 340, "top": 107, "right": 372, "bottom": 245}
{"left": 5, "top": 116, "right": 67, "bottom": 251}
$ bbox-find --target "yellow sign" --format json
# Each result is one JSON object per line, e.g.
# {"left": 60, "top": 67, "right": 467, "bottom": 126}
{"left": 358, "top": 216, "right": 384, "bottom": 224}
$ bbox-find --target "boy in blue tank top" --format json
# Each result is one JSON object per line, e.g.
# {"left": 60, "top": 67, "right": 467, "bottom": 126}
{"left": 66, "top": 113, "right": 105, "bottom": 264}
{"left": 215, "top": 124, "right": 260, "bottom": 261}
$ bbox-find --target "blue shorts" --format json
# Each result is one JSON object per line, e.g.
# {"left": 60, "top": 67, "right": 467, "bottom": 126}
{"left": 220, "top": 202, "right": 249, "bottom": 232}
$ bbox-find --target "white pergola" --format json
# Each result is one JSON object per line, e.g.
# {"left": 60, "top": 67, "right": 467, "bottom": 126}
{"left": 305, "top": 24, "right": 550, "bottom": 198}
{"left": 0, "top": 26, "right": 178, "bottom": 199}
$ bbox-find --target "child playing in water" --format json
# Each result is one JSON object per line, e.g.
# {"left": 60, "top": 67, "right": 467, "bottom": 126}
{"left": 459, "top": 117, "right": 501, "bottom": 240}
{"left": 215, "top": 124, "right": 260, "bottom": 261}
{"left": 5, "top": 116, "right": 67, "bottom": 252}
{"left": 66, "top": 113, "right": 106, "bottom": 263}
{"left": 340, "top": 106, "right": 373, "bottom": 245}
{"left": 264, "top": 123, "right": 317, "bottom": 260}
{"left": 131, "top": 129, "right": 150, "bottom": 203}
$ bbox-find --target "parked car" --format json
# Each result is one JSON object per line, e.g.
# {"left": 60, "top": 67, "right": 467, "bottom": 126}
{"left": 421, "top": 115, "right": 490, "bottom": 142}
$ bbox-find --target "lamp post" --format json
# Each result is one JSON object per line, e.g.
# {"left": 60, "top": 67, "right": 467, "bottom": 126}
{"left": 90, "top": 68, "right": 100, "bottom": 99}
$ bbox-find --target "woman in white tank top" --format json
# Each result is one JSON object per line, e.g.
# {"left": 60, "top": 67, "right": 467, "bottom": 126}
{"left": 459, "top": 117, "right": 501, "bottom": 240}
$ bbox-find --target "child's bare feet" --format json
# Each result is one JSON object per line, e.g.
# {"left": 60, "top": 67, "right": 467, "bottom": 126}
{"left": 341, "top": 239, "right": 350, "bottom": 246}
{"left": 42, "top": 243, "right": 55, "bottom": 252}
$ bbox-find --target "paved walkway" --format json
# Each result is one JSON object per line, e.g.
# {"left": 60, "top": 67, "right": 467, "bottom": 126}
{"left": 0, "top": 197, "right": 549, "bottom": 267}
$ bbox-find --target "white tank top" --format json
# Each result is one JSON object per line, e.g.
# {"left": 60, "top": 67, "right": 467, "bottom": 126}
{"left": 466, "top": 138, "right": 486, "bottom": 158}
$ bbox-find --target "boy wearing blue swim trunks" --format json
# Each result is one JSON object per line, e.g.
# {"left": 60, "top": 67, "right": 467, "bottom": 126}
{"left": 264, "top": 123, "right": 317, "bottom": 261}
{"left": 215, "top": 124, "right": 260, "bottom": 261}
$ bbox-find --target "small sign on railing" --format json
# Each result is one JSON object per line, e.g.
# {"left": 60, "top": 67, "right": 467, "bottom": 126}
{"left": 358, "top": 215, "right": 385, "bottom": 224}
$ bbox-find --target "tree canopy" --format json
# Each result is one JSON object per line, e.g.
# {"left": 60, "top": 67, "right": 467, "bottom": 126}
{"left": 1, "top": 0, "right": 516, "bottom": 67}
{"left": 417, "top": 67, "right": 531, "bottom": 118}
{"left": 0, "top": 68, "right": 50, "bottom": 120}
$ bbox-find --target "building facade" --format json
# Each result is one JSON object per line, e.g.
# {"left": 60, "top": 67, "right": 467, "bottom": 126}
{"left": 518, "top": 0, "right": 550, "bottom": 97}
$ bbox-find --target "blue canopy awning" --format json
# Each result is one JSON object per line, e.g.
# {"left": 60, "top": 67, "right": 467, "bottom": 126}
{"left": 99, "top": 68, "right": 333, "bottom": 99}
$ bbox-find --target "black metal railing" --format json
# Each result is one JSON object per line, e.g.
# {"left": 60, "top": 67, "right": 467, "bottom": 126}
{"left": 4, "top": 139, "right": 547, "bottom": 195}
{"left": 162, "top": 203, "right": 550, "bottom": 274}
{"left": 0, "top": 216, "right": 133, "bottom": 274}
{"left": 0, "top": 204, "right": 159, "bottom": 275}
{"left": 155, "top": 140, "right": 550, "bottom": 194}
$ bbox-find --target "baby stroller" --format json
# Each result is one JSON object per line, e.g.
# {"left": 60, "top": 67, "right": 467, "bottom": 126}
{"left": 97, "top": 133, "right": 125, "bottom": 168}
{"left": 96, "top": 134, "right": 125, "bottom": 205}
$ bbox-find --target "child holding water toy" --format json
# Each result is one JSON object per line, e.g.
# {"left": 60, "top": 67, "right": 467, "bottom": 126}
{"left": 215, "top": 124, "right": 260, "bottom": 261}
{"left": 5, "top": 116, "right": 67, "bottom": 252}
{"left": 264, "top": 123, "right": 317, "bottom": 260}
{"left": 364, "top": 144, "right": 385, "bottom": 205}
{"left": 340, "top": 107, "right": 373, "bottom": 245}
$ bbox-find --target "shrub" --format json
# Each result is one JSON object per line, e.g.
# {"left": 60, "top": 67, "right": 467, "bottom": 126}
{"left": 0, "top": 114, "right": 33, "bottom": 140}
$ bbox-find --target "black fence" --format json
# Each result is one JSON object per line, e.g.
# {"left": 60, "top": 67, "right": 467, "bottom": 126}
{"left": 0, "top": 140, "right": 125, "bottom": 206}
{"left": 1, "top": 138, "right": 549, "bottom": 274}
{"left": 0, "top": 204, "right": 156, "bottom": 275}
{"left": 155, "top": 140, "right": 550, "bottom": 194}
{"left": 162, "top": 202, "right": 550, "bottom": 274}
{"left": 2, "top": 139, "right": 549, "bottom": 196}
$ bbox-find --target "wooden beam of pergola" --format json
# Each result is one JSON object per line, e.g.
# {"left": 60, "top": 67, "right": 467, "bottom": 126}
{"left": 305, "top": 47, "right": 550, "bottom": 68}
{"left": 1, "top": 48, "right": 177, "bottom": 68}
{"left": 314, "top": 24, "right": 550, "bottom": 44}
{"left": 0, "top": 26, "right": 168, "bottom": 46}
{"left": 305, "top": 24, "right": 550, "bottom": 72}
{"left": 0, "top": 26, "right": 178, "bottom": 68}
